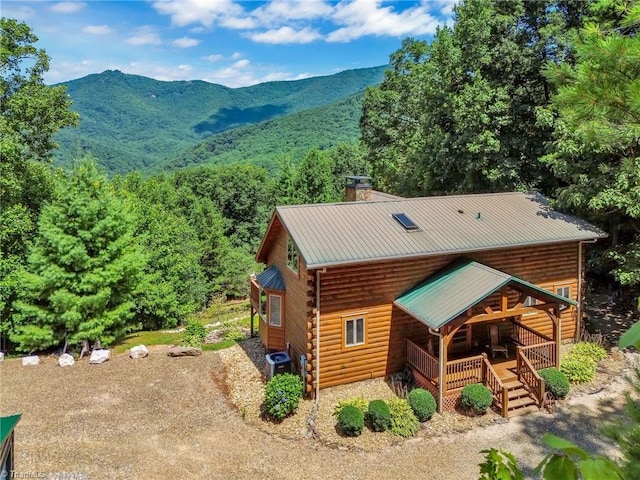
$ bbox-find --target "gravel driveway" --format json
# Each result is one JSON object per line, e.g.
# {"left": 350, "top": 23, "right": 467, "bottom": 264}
{"left": 0, "top": 347, "right": 632, "bottom": 480}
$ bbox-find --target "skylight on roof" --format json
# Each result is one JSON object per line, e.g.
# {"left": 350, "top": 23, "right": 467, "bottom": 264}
{"left": 392, "top": 213, "right": 419, "bottom": 231}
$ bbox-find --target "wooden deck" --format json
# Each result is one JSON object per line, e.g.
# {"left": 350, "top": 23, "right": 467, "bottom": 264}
{"left": 489, "top": 357, "right": 518, "bottom": 382}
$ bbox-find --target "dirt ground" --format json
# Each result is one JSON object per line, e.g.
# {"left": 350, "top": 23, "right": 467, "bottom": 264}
{"left": 0, "top": 345, "right": 636, "bottom": 480}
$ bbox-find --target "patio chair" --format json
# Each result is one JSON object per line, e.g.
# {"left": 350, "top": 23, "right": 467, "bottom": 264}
{"left": 489, "top": 324, "right": 508, "bottom": 358}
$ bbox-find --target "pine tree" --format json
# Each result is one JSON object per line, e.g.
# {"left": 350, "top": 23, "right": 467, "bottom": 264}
{"left": 11, "top": 159, "right": 145, "bottom": 352}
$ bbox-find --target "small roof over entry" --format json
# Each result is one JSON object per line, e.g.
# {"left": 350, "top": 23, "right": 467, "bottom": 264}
{"left": 394, "top": 259, "right": 577, "bottom": 330}
{"left": 255, "top": 265, "right": 285, "bottom": 292}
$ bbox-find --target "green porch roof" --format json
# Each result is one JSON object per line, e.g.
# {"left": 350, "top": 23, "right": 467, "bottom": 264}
{"left": 393, "top": 260, "right": 577, "bottom": 330}
{"left": 256, "top": 265, "right": 285, "bottom": 292}
{"left": 1, "top": 414, "right": 21, "bottom": 446}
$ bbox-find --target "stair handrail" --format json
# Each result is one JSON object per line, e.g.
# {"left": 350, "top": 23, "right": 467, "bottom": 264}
{"left": 482, "top": 354, "right": 508, "bottom": 418}
{"left": 516, "top": 346, "right": 545, "bottom": 406}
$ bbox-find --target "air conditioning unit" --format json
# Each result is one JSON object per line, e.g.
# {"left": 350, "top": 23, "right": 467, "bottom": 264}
{"left": 265, "top": 351, "right": 291, "bottom": 380}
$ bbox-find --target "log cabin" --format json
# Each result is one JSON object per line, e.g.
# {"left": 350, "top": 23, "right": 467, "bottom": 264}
{"left": 249, "top": 178, "right": 607, "bottom": 417}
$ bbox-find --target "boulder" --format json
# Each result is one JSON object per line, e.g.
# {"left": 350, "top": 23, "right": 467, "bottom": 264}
{"left": 22, "top": 355, "right": 40, "bottom": 366}
{"left": 89, "top": 349, "right": 110, "bottom": 364}
{"left": 167, "top": 346, "right": 202, "bottom": 357}
{"left": 129, "top": 345, "right": 148, "bottom": 359}
{"left": 58, "top": 353, "right": 75, "bottom": 367}
{"left": 0, "top": 352, "right": 4, "bottom": 362}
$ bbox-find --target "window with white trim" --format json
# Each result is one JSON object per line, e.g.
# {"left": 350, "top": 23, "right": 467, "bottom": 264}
{"left": 523, "top": 296, "right": 537, "bottom": 307}
{"left": 269, "top": 295, "right": 282, "bottom": 327}
{"left": 556, "top": 286, "right": 571, "bottom": 311}
{"left": 345, "top": 317, "right": 365, "bottom": 347}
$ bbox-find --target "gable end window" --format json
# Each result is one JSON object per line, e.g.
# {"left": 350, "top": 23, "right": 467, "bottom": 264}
{"left": 344, "top": 317, "right": 366, "bottom": 348}
{"left": 287, "top": 237, "right": 299, "bottom": 273}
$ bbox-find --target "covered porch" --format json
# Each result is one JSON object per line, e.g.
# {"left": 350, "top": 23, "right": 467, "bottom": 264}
{"left": 395, "top": 259, "right": 576, "bottom": 418}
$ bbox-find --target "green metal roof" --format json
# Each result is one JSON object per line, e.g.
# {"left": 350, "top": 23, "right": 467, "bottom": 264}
{"left": 262, "top": 192, "right": 606, "bottom": 269}
{"left": 1, "top": 414, "right": 21, "bottom": 446}
{"left": 393, "top": 260, "right": 577, "bottom": 330}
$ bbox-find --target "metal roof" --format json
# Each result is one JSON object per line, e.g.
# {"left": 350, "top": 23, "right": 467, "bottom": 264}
{"left": 393, "top": 260, "right": 577, "bottom": 330}
{"left": 270, "top": 192, "right": 606, "bottom": 268}
{"left": 255, "top": 265, "right": 285, "bottom": 291}
{"left": 1, "top": 414, "right": 21, "bottom": 447}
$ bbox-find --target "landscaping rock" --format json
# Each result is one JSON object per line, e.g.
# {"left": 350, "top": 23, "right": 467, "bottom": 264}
{"left": 58, "top": 353, "right": 75, "bottom": 367}
{"left": 0, "top": 352, "right": 4, "bottom": 362}
{"left": 89, "top": 349, "right": 111, "bottom": 364}
{"left": 130, "top": 345, "right": 149, "bottom": 359}
{"left": 22, "top": 355, "right": 40, "bottom": 366}
{"left": 167, "top": 346, "right": 202, "bottom": 357}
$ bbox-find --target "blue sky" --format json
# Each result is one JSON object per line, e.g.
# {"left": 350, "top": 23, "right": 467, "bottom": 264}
{"left": 3, "top": 1, "right": 455, "bottom": 88}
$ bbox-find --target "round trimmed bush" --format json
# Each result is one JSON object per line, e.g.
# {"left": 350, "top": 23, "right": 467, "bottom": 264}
{"left": 367, "top": 399, "right": 391, "bottom": 432}
{"left": 338, "top": 404, "right": 364, "bottom": 436}
{"left": 539, "top": 368, "right": 570, "bottom": 399}
{"left": 408, "top": 388, "right": 437, "bottom": 422}
{"left": 561, "top": 355, "right": 597, "bottom": 384}
{"left": 461, "top": 383, "right": 493, "bottom": 414}
{"left": 264, "top": 373, "right": 304, "bottom": 421}
{"left": 571, "top": 342, "right": 608, "bottom": 362}
{"left": 387, "top": 398, "right": 420, "bottom": 438}
{"left": 333, "top": 397, "right": 368, "bottom": 418}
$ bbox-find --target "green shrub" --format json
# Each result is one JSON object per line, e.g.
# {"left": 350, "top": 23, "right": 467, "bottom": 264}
{"left": 571, "top": 342, "right": 608, "bottom": 362}
{"left": 333, "top": 397, "right": 368, "bottom": 418}
{"left": 264, "top": 373, "right": 304, "bottom": 421}
{"left": 408, "top": 388, "right": 437, "bottom": 422}
{"left": 338, "top": 405, "right": 364, "bottom": 436}
{"left": 181, "top": 319, "right": 207, "bottom": 347}
{"left": 461, "top": 384, "right": 493, "bottom": 414}
{"left": 387, "top": 398, "right": 420, "bottom": 438}
{"left": 223, "top": 327, "right": 246, "bottom": 343}
{"left": 366, "top": 400, "right": 391, "bottom": 432}
{"left": 561, "top": 355, "right": 597, "bottom": 384}
{"left": 539, "top": 368, "right": 571, "bottom": 399}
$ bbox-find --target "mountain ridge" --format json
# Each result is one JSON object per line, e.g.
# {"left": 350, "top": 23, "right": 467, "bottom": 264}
{"left": 53, "top": 65, "right": 387, "bottom": 174}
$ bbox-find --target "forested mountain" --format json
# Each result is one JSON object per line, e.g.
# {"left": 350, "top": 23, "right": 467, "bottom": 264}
{"left": 161, "top": 93, "right": 364, "bottom": 172}
{"left": 53, "top": 66, "right": 386, "bottom": 174}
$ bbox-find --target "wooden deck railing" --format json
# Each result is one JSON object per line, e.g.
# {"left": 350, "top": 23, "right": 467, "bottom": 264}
{"left": 406, "top": 339, "right": 439, "bottom": 383}
{"left": 482, "top": 356, "right": 508, "bottom": 417}
{"left": 520, "top": 341, "right": 556, "bottom": 370}
{"left": 516, "top": 346, "right": 545, "bottom": 405}
{"left": 512, "top": 320, "right": 553, "bottom": 346}
{"left": 445, "top": 355, "right": 484, "bottom": 391}
{"left": 249, "top": 278, "right": 260, "bottom": 310}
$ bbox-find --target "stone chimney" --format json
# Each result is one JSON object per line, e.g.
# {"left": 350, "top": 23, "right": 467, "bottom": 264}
{"left": 345, "top": 176, "right": 372, "bottom": 202}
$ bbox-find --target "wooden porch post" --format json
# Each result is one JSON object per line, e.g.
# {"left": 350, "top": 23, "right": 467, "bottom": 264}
{"left": 438, "top": 332, "right": 445, "bottom": 414}
{"left": 554, "top": 305, "right": 561, "bottom": 369}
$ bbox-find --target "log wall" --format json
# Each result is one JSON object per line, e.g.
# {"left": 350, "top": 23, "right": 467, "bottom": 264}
{"left": 314, "top": 242, "right": 580, "bottom": 389}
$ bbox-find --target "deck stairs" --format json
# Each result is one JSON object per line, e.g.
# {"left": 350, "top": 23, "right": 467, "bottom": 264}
{"left": 500, "top": 371, "right": 539, "bottom": 418}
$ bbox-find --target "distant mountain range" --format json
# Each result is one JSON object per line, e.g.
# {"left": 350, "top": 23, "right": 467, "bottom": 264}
{"left": 53, "top": 66, "right": 387, "bottom": 174}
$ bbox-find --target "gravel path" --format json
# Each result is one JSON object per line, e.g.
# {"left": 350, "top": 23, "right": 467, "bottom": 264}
{"left": 0, "top": 346, "right": 634, "bottom": 480}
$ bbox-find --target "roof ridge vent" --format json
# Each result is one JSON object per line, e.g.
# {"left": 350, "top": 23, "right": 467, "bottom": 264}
{"left": 391, "top": 212, "right": 419, "bottom": 232}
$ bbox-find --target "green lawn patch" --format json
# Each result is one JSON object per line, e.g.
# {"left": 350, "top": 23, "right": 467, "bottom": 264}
{"left": 113, "top": 331, "right": 180, "bottom": 354}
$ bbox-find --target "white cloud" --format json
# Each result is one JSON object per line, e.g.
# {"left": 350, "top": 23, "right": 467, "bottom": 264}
{"left": 126, "top": 28, "right": 163, "bottom": 46}
{"left": 231, "top": 59, "right": 250, "bottom": 69}
{"left": 49, "top": 2, "right": 87, "bottom": 14}
{"left": 327, "top": 0, "right": 442, "bottom": 42}
{"left": 249, "top": 26, "right": 321, "bottom": 44}
{"left": 178, "top": 64, "right": 193, "bottom": 72}
{"left": 231, "top": 52, "right": 242, "bottom": 59}
{"left": 1, "top": 4, "right": 35, "bottom": 20}
{"left": 152, "top": 0, "right": 247, "bottom": 28}
{"left": 82, "top": 25, "right": 113, "bottom": 35}
{"left": 252, "top": 0, "right": 333, "bottom": 26}
{"left": 204, "top": 54, "right": 224, "bottom": 62}
{"left": 173, "top": 36, "right": 200, "bottom": 48}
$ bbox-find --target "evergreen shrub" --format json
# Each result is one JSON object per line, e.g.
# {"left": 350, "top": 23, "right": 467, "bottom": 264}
{"left": 461, "top": 384, "right": 493, "bottom": 414}
{"left": 338, "top": 405, "right": 365, "bottom": 436}
{"left": 367, "top": 399, "right": 391, "bottom": 432}
{"left": 539, "top": 368, "right": 570, "bottom": 399}
{"left": 408, "top": 388, "right": 437, "bottom": 422}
